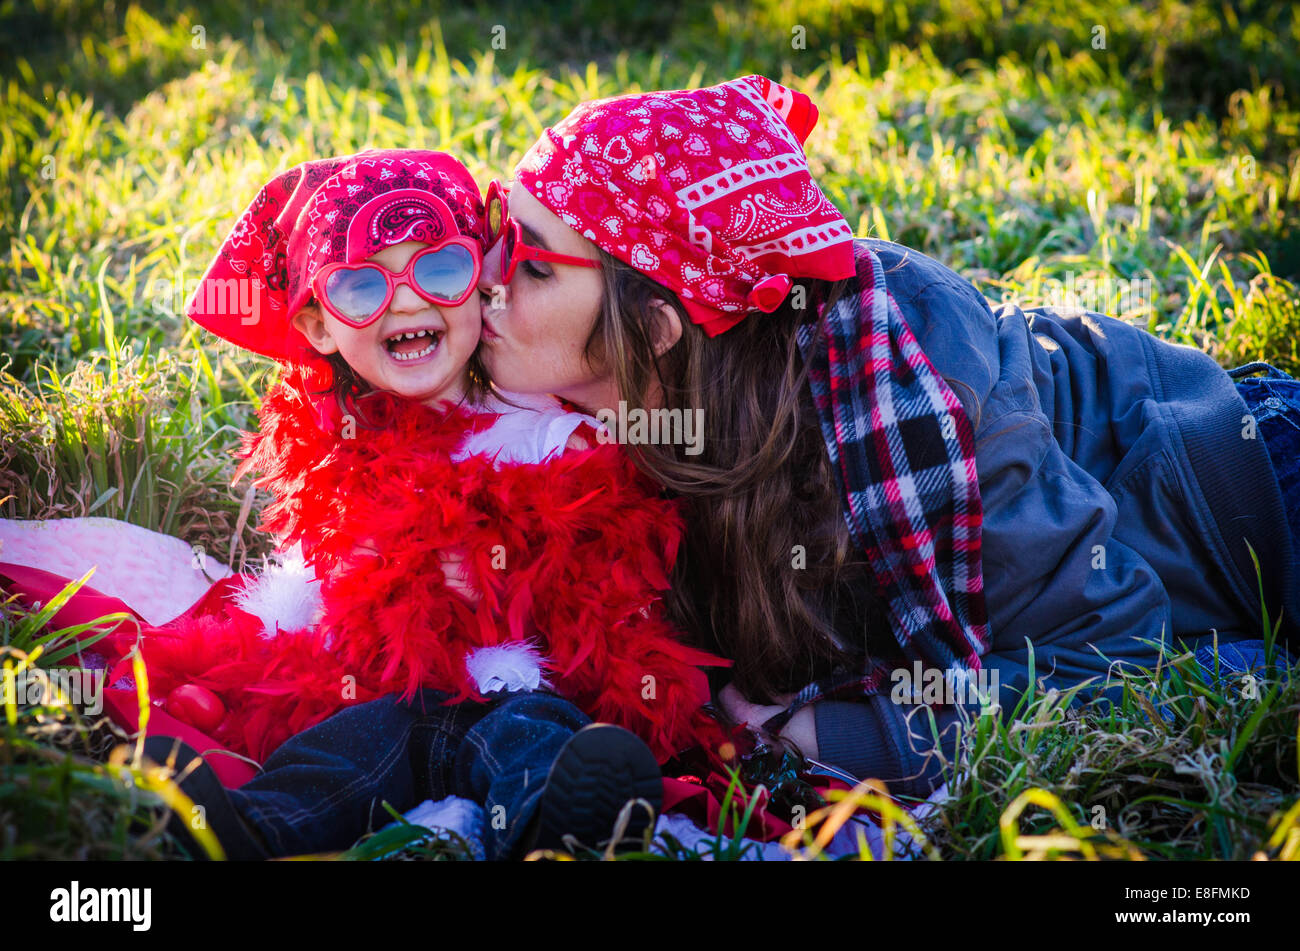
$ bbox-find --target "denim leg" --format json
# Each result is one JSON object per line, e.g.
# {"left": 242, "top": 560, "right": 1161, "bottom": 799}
{"left": 1143, "top": 635, "right": 1297, "bottom": 725}
{"left": 228, "top": 689, "right": 486, "bottom": 857}
{"left": 1194, "top": 639, "right": 1271, "bottom": 683}
{"left": 453, "top": 691, "right": 591, "bottom": 860}
{"left": 1234, "top": 369, "right": 1300, "bottom": 558}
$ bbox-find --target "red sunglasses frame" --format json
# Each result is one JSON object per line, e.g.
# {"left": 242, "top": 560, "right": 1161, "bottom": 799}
{"left": 311, "top": 236, "right": 484, "bottom": 328}
{"left": 486, "top": 180, "right": 601, "bottom": 283}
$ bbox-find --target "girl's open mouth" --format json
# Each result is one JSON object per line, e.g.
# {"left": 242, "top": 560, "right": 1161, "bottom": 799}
{"left": 385, "top": 328, "right": 443, "bottom": 363}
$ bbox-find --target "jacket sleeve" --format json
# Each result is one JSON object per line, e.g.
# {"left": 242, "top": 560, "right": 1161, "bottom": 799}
{"left": 809, "top": 269, "right": 1174, "bottom": 797}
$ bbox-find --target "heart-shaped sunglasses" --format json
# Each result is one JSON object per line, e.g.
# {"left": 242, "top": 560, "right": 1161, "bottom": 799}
{"left": 312, "top": 237, "right": 483, "bottom": 328}
{"left": 485, "top": 180, "right": 602, "bottom": 283}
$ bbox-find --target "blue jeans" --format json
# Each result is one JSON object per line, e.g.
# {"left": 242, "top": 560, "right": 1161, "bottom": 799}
{"left": 1230, "top": 361, "right": 1300, "bottom": 557}
{"left": 226, "top": 689, "right": 590, "bottom": 860}
{"left": 1158, "top": 359, "right": 1300, "bottom": 699}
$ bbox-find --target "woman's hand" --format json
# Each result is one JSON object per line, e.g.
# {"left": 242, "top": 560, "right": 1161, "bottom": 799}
{"left": 717, "top": 682, "right": 819, "bottom": 759}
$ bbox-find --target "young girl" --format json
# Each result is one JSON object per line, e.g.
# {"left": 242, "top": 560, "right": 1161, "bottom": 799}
{"left": 96, "top": 149, "right": 728, "bottom": 859}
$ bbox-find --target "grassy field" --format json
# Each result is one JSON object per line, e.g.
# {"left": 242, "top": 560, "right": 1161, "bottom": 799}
{"left": 1, "top": 0, "right": 1298, "bottom": 860}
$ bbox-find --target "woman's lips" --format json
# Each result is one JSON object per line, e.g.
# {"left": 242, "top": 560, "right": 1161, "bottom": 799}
{"left": 480, "top": 312, "right": 500, "bottom": 341}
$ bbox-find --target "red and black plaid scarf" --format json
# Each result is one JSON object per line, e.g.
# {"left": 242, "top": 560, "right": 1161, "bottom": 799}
{"left": 764, "top": 241, "right": 991, "bottom": 732}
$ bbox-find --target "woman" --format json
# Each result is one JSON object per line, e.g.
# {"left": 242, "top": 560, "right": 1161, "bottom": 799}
{"left": 474, "top": 74, "right": 1300, "bottom": 798}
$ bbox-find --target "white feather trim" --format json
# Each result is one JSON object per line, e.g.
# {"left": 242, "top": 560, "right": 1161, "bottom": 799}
{"left": 233, "top": 544, "right": 323, "bottom": 638}
{"left": 464, "top": 641, "right": 551, "bottom": 694}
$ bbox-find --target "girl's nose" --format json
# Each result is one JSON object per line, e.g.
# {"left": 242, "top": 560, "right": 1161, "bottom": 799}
{"left": 387, "top": 279, "right": 425, "bottom": 315}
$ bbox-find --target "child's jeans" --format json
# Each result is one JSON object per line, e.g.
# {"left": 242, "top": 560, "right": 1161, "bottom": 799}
{"left": 225, "top": 689, "right": 590, "bottom": 860}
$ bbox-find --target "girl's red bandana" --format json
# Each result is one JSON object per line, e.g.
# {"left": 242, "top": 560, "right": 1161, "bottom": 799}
{"left": 515, "top": 75, "right": 856, "bottom": 336}
{"left": 764, "top": 241, "right": 991, "bottom": 733}
{"left": 185, "top": 149, "right": 486, "bottom": 360}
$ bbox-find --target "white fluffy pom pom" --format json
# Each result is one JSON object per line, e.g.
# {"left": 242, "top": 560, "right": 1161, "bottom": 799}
{"left": 233, "top": 544, "right": 324, "bottom": 638}
{"left": 464, "top": 641, "right": 552, "bottom": 694}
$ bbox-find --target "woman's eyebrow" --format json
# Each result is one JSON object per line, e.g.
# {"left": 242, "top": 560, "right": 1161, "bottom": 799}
{"left": 520, "top": 222, "right": 551, "bottom": 251}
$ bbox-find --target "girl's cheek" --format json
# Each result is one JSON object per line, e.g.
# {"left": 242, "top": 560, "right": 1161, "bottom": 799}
{"left": 456, "top": 300, "right": 482, "bottom": 332}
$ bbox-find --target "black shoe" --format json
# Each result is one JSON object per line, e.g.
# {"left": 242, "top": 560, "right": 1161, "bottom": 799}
{"left": 527, "top": 724, "right": 663, "bottom": 856}
{"left": 141, "top": 736, "right": 270, "bottom": 861}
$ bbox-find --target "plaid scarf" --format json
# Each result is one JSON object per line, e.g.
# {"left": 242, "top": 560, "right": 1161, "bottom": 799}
{"left": 763, "top": 241, "right": 991, "bottom": 733}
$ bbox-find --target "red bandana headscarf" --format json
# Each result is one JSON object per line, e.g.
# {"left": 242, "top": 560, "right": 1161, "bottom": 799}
{"left": 515, "top": 74, "right": 856, "bottom": 336}
{"left": 186, "top": 149, "right": 486, "bottom": 360}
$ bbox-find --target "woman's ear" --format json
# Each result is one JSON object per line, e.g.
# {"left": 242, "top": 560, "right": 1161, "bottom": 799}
{"left": 649, "top": 298, "right": 683, "bottom": 358}
{"left": 292, "top": 302, "right": 340, "bottom": 355}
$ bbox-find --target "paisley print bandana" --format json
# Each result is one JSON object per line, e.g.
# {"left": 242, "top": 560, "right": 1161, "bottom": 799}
{"left": 515, "top": 75, "right": 855, "bottom": 336}
{"left": 186, "top": 149, "right": 486, "bottom": 360}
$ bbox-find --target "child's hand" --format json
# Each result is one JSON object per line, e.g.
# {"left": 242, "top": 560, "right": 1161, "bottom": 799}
{"left": 342, "top": 535, "right": 383, "bottom": 572}
{"left": 344, "top": 535, "right": 480, "bottom": 604}
{"left": 565, "top": 429, "right": 592, "bottom": 452}
{"left": 344, "top": 537, "right": 481, "bottom": 605}
{"left": 440, "top": 547, "right": 481, "bottom": 605}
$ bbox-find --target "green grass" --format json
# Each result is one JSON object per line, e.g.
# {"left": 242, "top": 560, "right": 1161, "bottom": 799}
{"left": 0, "top": 0, "right": 1297, "bottom": 859}
{"left": 909, "top": 640, "right": 1300, "bottom": 860}
{"left": 8, "top": 584, "right": 1297, "bottom": 861}
{"left": 0, "top": 639, "right": 211, "bottom": 860}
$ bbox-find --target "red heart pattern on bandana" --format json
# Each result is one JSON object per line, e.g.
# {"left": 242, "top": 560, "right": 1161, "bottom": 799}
{"left": 516, "top": 75, "right": 855, "bottom": 336}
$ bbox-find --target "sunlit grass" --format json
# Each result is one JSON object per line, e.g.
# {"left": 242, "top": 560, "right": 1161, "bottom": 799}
{"left": 0, "top": 0, "right": 1296, "bottom": 859}
{"left": 0, "top": 635, "right": 209, "bottom": 860}
{"left": 0, "top": 349, "right": 269, "bottom": 568}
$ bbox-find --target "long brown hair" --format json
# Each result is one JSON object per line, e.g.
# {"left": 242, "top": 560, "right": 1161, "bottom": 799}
{"left": 582, "top": 250, "right": 890, "bottom": 702}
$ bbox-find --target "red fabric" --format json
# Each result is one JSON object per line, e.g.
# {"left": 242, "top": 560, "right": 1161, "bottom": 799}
{"left": 0, "top": 562, "right": 146, "bottom": 634}
{"left": 660, "top": 773, "right": 870, "bottom": 845}
{"left": 82, "top": 369, "right": 731, "bottom": 765}
{"left": 0, "top": 564, "right": 258, "bottom": 787}
{"left": 185, "top": 149, "right": 486, "bottom": 361}
{"left": 661, "top": 776, "right": 793, "bottom": 841}
{"left": 515, "top": 74, "right": 856, "bottom": 336}
{"left": 100, "top": 690, "right": 258, "bottom": 788}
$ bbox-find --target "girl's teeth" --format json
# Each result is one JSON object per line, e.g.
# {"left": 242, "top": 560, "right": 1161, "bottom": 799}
{"left": 391, "top": 340, "right": 437, "bottom": 361}
{"left": 387, "top": 329, "right": 441, "bottom": 361}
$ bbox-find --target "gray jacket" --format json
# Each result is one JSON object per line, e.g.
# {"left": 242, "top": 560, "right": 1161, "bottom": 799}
{"left": 812, "top": 238, "right": 1297, "bottom": 796}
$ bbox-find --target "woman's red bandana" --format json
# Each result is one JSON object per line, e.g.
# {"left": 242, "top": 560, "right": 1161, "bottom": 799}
{"left": 515, "top": 75, "right": 856, "bottom": 336}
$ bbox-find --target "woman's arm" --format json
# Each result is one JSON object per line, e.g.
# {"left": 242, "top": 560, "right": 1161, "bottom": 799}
{"left": 788, "top": 245, "right": 1177, "bottom": 795}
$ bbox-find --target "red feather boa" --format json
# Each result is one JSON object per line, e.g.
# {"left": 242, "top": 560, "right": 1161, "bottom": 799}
{"left": 113, "top": 368, "right": 728, "bottom": 764}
